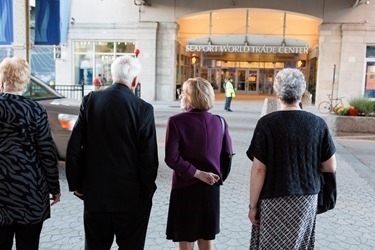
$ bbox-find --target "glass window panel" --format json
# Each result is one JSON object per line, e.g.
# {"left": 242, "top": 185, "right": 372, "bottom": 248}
{"left": 116, "top": 42, "right": 136, "bottom": 53}
{"left": 248, "top": 62, "right": 260, "bottom": 68}
{"left": 74, "top": 41, "right": 93, "bottom": 53}
{"left": 264, "top": 62, "right": 275, "bottom": 69}
{"left": 95, "top": 55, "right": 113, "bottom": 85}
{"left": 365, "top": 61, "right": 375, "bottom": 98}
{"left": 199, "top": 68, "right": 208, "bottom": 79}
{"left": 275, "top": 62, "right": 284, "bottom": 68}
{"left": 366, "top": 46, "right": 375, "bottom": 58}
{"left": 95, "top": 42, "right": 114, "bottom": 53}
{"left": 75, "top": 55, "right": 93, "bottom": 85}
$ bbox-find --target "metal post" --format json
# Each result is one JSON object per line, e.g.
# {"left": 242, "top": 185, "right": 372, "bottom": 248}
{"left": 208, "top": 12, "right": 212, "bottom": 44}
{"left": 25, "top": 0, "right": 30, "bottom": 62}
{"left": 245, "top": 9, "right": 249, "bottom": 45}
{"left": 81, "top": 83, "right": 85, "bottom": 98}
{"left": 281, "top": 12, "right": 287, "bottom": 46}
{"left": 331, "top": 64, "right": 336, "bottom": 105}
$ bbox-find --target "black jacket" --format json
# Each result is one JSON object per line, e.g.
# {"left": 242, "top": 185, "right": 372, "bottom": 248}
{"left": 66, "top": 84, "right": 159, "bottom": 212}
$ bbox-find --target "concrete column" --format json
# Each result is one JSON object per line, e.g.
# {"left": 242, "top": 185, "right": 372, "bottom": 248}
{"left": 12, "top": 0, "right": 28, "bottom": 60}
{"left": 316, "top": 23, "right": 342, "bottom": 106}
{"left": 135, "top": 22, "right": 159, "bottom": 101}
{"left": 317, "top": 23, "right": 372, "bottom": 106}
{"left": 339, "top": 24, "right": 368, "bottom": 101}
{"left": 155, "top": 22, "right": 179, "bottom": 101}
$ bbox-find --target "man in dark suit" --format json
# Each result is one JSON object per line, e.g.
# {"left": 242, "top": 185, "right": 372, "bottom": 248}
{"left": 66, "top": 55, "right": 159, "bottom": 250}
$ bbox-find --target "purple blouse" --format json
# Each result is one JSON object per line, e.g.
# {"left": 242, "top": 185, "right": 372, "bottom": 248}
{"left": 165, "top": 109, "right": 233, "bottom": 189}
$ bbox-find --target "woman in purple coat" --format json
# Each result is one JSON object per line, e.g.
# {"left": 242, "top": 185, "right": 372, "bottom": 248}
{"left": 165, "top": 77, "right": 233, "bottom": 250}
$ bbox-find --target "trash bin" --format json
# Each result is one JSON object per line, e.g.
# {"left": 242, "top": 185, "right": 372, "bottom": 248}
{"left": 135, "top": 82, "right": 141, "bottom": 97}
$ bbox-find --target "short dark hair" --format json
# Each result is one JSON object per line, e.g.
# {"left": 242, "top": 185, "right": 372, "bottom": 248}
{"left": 98, "top": 74, "right": 102, "bottom": 76}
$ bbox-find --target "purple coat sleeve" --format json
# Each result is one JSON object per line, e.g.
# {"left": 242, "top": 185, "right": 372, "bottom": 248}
{"left": 165, "top": 118, "right": 197, "bottom": 181}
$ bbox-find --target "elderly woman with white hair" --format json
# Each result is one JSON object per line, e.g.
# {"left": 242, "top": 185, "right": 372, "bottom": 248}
{"left": 246, "top": 68, "right": 337, "bottom": 249}
{"left": 0, "top": 57, "right": 60, "bottom": 250}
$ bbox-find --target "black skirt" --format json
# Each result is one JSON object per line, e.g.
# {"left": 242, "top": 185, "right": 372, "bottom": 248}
{"left": 166, "top": 181, "right": 220, "bottom": 242}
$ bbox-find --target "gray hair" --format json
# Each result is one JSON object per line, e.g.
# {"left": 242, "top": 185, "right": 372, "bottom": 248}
{"left": 111, "top": 55, "right": 142, "bottom": 85}
{"left": 273, "top": 68, "right": 306, "bottom": 103}
{"left": 0, "top": 57, "right": 30, "bottom": 93}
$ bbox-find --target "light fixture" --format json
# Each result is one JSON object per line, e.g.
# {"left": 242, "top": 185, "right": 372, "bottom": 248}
{"left": 134, "top": 0, "right": 151, "bottom": 6}
{"left": 353, "top": 0, "right": 370, "bottom": 7}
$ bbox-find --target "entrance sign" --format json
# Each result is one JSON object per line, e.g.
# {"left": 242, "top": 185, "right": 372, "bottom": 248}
{"left": 186, "top": 45, "right": 308, "bottom": 54}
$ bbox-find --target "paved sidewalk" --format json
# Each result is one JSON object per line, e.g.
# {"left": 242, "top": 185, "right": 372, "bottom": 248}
{"left": 26, "top": 96, "right": 375, "bottom": 249}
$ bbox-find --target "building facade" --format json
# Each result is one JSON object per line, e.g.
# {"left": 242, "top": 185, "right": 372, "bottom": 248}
{"left": 3, "top": 0, "right": 375, "bottom": 104}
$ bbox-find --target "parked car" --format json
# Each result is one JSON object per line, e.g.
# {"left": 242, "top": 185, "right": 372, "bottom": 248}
{"left": 23, "top": 75, "right": 81, "bottom": 160}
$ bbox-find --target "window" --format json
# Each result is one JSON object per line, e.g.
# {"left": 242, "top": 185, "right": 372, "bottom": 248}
{"left": 365, "top": 46, "right": 375, "bottom": 98}
{"left": 74, "top": 41, "right": 136, "bottom": 85}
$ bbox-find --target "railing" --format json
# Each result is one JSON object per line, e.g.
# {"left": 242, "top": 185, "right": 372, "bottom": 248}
{"left": 53, "top": 84, "right": 85, "bottom": 100}
{"left": 52, "top": 83, "right": 142, "bottom": 100}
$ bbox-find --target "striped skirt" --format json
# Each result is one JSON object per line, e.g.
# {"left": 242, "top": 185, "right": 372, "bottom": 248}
{"left": 250, "top": 195, "right": 318, "bottom": 250}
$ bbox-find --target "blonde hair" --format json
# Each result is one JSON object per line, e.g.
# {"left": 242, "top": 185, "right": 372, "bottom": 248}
{"left": 182, "top": 77, "right": 215, "bottom": 110}
{"left": 0, "top": 57, "right": 30, "bottom": 92}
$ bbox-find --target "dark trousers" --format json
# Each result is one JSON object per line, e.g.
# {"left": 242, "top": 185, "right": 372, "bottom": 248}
{"left": 0, "top": 222, "right": 43, "bottom": 250}
{"left": 224, "top": 97, "right": 232, "bottom": 110}
{"left": 84, "top": 201, "right": 152, "bottom": 250}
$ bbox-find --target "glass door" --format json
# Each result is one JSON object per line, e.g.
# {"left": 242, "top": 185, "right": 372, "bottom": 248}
{"left": 208, "top": 68, "right": 222, "bottom": 92}
{"left": 236, "top": 69, "right": 247, "bottom": 93}
{"left": 259, "top": 69, "right": 274, "bottom": 94}
{"left": 247, "top": 69, "right": 258, "bottom": 94}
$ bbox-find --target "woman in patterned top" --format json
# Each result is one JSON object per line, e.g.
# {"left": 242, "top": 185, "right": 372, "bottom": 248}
{"left": 0, "top": 57, "right": 61, "bottom": 250}
{"left": 246, "top": 68, "right": 337, "bottom": 249}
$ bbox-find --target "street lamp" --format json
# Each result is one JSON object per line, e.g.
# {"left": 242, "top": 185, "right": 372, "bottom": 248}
{"left": 191, "top": 54, "right": 199, "bottom": 77}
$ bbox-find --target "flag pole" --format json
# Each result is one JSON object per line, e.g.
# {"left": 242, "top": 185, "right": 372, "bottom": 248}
{"left": 25, "top": 0, "right": 30, "bottom": 63}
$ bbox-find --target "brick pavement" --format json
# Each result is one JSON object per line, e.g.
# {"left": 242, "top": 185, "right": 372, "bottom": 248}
{"left": 17, "top": 96, "right": 375, "bottom": 250}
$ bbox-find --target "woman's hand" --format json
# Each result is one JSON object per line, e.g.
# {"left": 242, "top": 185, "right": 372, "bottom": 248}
{"left": 194, "top": 170, "right": 220, "bottom": 185}
{"left": 50, "top": 193, "right": 61, "bottom": 206}
{"left": 248, "top": 206, "right": 260, "bottom": 226}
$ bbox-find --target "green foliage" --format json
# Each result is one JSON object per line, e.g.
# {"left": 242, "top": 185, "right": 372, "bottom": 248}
{"left": 349, "top": 97, "right": 375, "bottom": 116}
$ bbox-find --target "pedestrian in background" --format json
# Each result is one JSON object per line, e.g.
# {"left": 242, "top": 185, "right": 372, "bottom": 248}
{"left": 66, "top": 55, "right": 159, "bottom": 249}
{"left": 246, "top": 68, "right": 336, "bottom": 249}
{"left": 165, "top": 77, "right": 233, "bottom": 250}
{"left": 224, "top": 77, "right": 235, "bottom": 111}
{"left": 0, "top": 57, "right": 61, "bottom": 250}
{"left": 93, "top": 73, "right": 102, "bottom": 91}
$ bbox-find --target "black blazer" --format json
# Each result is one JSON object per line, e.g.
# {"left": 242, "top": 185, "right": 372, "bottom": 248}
{"left": 66, "top": 84, "right": 159, "bottom": 212}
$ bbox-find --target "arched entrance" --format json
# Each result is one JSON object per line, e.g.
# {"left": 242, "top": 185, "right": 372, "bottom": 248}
{"left": 176, "top": 9, "right": 322, "bottom": 99}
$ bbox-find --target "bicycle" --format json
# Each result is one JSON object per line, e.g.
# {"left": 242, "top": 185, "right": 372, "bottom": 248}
{"left": 318, "top": 94, "right": 345, "bottom": 113}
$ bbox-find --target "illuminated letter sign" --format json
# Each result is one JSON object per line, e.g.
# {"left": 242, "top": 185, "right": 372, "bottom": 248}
{"left": 186, "top": 45, "right": 308, "bottom": 54}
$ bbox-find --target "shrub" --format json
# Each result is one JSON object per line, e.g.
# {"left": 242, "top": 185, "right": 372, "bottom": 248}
{"left": 349, "top": 97, "right": 375, "bottom": 116}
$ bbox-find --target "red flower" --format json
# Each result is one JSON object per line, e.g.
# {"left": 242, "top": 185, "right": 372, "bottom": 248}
{"left": 347, "top": 107, "right": 359, "bottom": 116}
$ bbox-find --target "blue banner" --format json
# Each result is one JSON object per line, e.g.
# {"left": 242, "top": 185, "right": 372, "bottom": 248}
{"left": 60, "top": 0, "right": 70, "bottom": 44}
{"left": 35, "top": 0, "right": 60, "bottom": 45}
{"left": 0, "top": 0, "right": 13, "bottom": 45}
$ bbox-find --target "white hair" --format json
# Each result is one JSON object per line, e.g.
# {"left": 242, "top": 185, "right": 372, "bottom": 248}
{"left": 111, "top": 55, "right": 142, "bottom": 85}
{"left": 273, "top": 68, "right": 306, "bottom": 104}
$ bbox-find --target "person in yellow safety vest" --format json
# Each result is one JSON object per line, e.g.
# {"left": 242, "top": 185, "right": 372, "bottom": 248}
{"left": 224, "top": 78, "right": 235, "bottom": 111}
